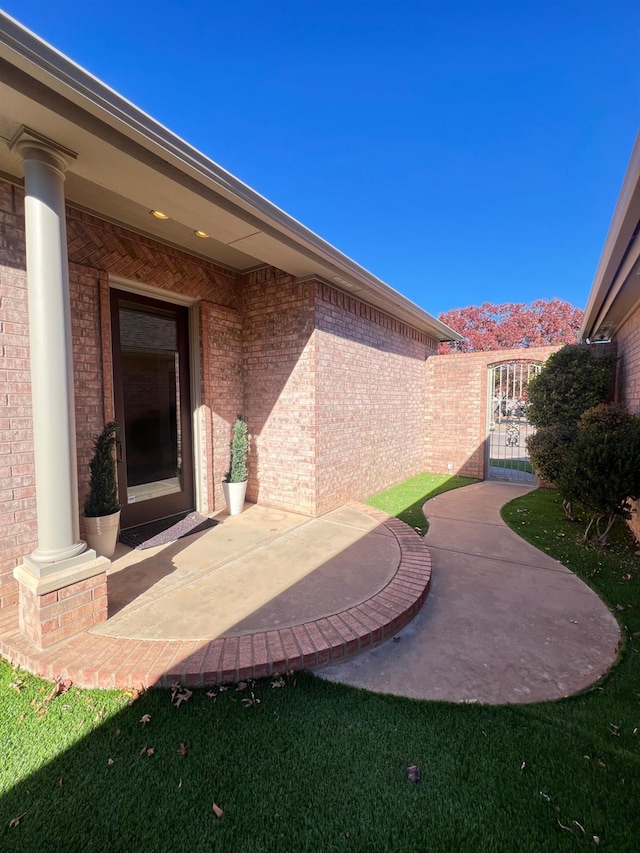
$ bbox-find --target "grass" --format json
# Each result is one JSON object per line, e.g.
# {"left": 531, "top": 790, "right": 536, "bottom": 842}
{"left": 489, "top": 457, "right": 534, "bottom": 474}
{"left": 366, "top": 471, "right": 478, "bottom": 534}
{"left": 2, "top": 479, "right": 640, "bottom": 851}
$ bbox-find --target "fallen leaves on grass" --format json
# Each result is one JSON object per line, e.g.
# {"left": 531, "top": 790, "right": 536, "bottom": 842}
{"left": 45, "top": 677, "right": 73, "bottom": 703}
{"left": 140, "top": 746, "right": 155, "bottom": 757}
{"left": 170, "top": 683, "right": 192, "bottom": 707}
{"left": 124, "top": 686, "right": 146, "bottom": 705}
{"left": 139, "top": 713, "right": 151, "bottom": 725}
{"left": 271, "top": 674, "right": 285, "bottom": 689}
{"left": 407, "top": 765, "right": 422, "bottom": 783}
{"left": 107, "top": 758, "right": 114, "bottom": 766}
{"left": 177, "top": 743, "right": 190, "bottom": 757}
{"left": 241, "top": 691, "right": 261, "bottom": 709}
{"left": 212, "top": 803, "right": 224, "bottom": 818}
{"left": 8, "top": 813, "right": 26, "bottom": 828}
{"left": 9, "top": 678, "right": 24, "bottom": 692}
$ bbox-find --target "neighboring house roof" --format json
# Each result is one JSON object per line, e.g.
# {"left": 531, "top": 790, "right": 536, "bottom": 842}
{"left": 581, "top": 132, "right": 640, "bottom": 342}
{"left": 0, "top": 12, "right": 461, "bottom": 343}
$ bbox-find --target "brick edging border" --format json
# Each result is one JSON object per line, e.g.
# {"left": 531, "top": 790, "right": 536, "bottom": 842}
{"left": 0, "top": 503, "right": 432, "bottom": 689}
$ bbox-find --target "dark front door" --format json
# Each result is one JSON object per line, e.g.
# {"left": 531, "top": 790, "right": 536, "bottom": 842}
{"left": 111, "top": 290, "right": 194, "bottom": 529}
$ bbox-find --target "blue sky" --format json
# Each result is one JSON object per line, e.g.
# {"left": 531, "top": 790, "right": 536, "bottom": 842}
{"left": 3, "top": 1, "right": 638, "bottom": 317}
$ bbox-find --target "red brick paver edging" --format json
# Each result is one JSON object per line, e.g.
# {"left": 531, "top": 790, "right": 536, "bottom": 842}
{"left": 0, "top": 504, "right": 432, "bottom": 689}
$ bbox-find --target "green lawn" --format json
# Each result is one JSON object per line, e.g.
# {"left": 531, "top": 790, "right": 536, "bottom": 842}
{"left": 2, "top": 479, "right": 640, "bottom": 851}
{"left": 367, "top": 471, "right": 479, "bottom": 534}
{"left": 489, "top": 457, "right": 534, "bottom": 474}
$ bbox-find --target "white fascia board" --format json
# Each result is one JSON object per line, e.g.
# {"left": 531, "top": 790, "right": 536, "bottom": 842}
{"left": 580, "top": 133, "right": 640, "bottom": 341}
{"left": 0, "top": 11, "right": 461, "bottom": 343}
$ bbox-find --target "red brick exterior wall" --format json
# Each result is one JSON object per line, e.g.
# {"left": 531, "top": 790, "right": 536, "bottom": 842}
{"left": 0, "top": 182, "right": 31, "bottom": 608}
{"left": 314, "top": 282, "right": 437, "bottom": 514}
{"left": 18, "top": 570, "right": 107, "bottom": 650}
{"left": 201, "top": 303, "right": 244, "bottom": 511}
{"left": 615, "top": 306, "right": 640, "bottom": 540}
{"left": 424, "top": 345, "right": 561, "bottom": 479}
{"left": 616, "top": 308, "right": 640, "bottom": 414}
{"left": 241, "top": 269, "right": 317, "bottom": 514}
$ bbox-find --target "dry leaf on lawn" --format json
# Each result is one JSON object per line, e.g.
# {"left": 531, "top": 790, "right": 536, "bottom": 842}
{"left": 407, "top": 765, "right": 422, "bottom": 782}
{"left": 107, "top": 758, "right": 114, "bottom": 766}
{"left": 177, "top": 743, "right": 190, "bottom": 757}
{"left": 9, "top": 813, "right": 26, "bottom": 828}
{"left": 140, "top": 714, "right": 151, "bottom": 725}
{"left": 173, "top": 688, "right": 193, "bottom": 708}
{"left": 212, "top": 803, "right": 224, "bottom": 818}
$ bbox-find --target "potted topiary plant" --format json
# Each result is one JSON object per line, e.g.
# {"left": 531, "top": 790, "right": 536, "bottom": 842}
{"left": 84, "top": 421, "right": 121, "bottom": 558}
{"left": 222, "top": 415, "right": 248, "bottom": 515}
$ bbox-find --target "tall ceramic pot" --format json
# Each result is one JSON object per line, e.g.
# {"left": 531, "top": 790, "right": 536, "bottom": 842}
{"left": 84, "top": 510, "right": 121, "bottom": 558}
{"left": 222, "top": 480, "right": 247, "bottom": 516}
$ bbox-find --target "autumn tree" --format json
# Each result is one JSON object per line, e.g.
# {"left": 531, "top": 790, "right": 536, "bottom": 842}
{"left": 438, "top": 298, "right": 583, "bottom": 354}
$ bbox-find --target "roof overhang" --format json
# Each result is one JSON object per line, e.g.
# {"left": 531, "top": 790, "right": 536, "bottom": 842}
{"left": 0, "top": 12, "right": 461, "bottom": 343}
{"left": 580, "top": 133, "right": 640, "bottom": 343}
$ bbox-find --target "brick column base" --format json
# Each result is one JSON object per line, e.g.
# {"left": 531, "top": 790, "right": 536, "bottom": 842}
{"left": 13, "top": 558, "right": 110, "bottom": 650}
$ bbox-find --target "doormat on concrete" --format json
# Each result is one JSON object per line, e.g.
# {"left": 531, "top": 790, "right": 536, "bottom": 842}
{"left": 119, "top": 512, "right": 218, "bottom": 550}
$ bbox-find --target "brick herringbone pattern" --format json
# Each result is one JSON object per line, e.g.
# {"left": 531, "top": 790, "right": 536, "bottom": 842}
{"left": 66, "top": 210, "right": 239, "bottom": 308}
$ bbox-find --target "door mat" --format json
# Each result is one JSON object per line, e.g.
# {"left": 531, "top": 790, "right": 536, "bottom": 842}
{"left": 119, "top": 512, "right": 218, "bottom": 550}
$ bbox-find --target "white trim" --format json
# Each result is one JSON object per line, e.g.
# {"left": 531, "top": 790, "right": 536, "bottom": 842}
{"left": 108, "top": 274, "right": 198, "bottom": 306}
{"left": 188, "top": 303, "right": 206, "bottom": 514}
{"left": 108, "top": 274, "right": 205, "bottom": 514}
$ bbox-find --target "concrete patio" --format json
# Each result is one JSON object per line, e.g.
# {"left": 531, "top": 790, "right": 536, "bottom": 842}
{"left": 0, "top": 482, "right": 620, "bottom": 704}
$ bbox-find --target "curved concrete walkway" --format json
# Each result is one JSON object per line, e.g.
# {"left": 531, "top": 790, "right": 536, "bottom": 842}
{"left": 319, "top": 481, "right": 621, "bottom": 704}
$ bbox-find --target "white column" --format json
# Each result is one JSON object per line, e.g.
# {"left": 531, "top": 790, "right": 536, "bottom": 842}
{"left": 11, "top": 128, "right": 95, "bottom": 575}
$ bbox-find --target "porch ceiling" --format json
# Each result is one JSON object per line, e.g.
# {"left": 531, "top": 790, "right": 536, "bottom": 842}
{"left": 0, "top": 13, "right": 462, "bottom": 343}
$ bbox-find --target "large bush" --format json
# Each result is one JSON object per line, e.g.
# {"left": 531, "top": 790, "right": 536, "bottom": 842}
{"left": 557, "top": 403, "right": 640, "bottom": 544}
{"left": 527, "top": 345, "right": 616, "bottom": 428}
{"left": 526, "top": 423, "right": 575, "bottom": 486}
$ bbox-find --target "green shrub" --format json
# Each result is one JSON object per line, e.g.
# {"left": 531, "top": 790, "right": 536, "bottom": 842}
{"left": 558, "top": 403, "right": 640, "bottom": 544}
{"left": 527, "top": 345, "right": 616, "bottom": 428}
{"left": 224, "top": 415, "right": 248, "bottom": 483}
{"left": 526, "top": 423, "right": 575, "bottom": 485}
{"left": 84, "top": 421, "right": 120, "bottom": 517}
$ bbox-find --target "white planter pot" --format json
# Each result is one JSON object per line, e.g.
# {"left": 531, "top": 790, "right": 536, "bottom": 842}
{"left": 222, "top": 480, "right": 247, "bottom": 516}
{"left": 84, "top": 510, "right": 121, "bottom": 558}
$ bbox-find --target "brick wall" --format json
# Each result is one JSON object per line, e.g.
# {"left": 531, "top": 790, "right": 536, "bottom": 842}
{"left": 200, "top": 303, "right": 244, "bottom": 511}
{"left": 0, "top": 181, "right": 30, "bottom": 607}
{"left": 424, "top": 345, "right": 560, "bottom": 478}
{"left": 241, "top": 269, "right": 317, "bottom": 515}
{"left": 615, "top": 306, "right": 640, "bottom": 541}
{"left": 314, "top": 282, "right": 437, "bottom": 514}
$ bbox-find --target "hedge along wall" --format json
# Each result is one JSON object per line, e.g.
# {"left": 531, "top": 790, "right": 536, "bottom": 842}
{"left": 424, "top": 345, "right": 561, "bottom": 479}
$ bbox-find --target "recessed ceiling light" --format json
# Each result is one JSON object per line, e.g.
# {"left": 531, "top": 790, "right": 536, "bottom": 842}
{"left": 150, "top": 210, "right": 170, "bottom": 220}
{"left": 194, "top": 230, "right": 209, "bottom": 238}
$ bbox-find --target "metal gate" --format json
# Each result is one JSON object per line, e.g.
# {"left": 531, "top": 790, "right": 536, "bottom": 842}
{"left": 486, "top": 361, "right": 541, "bottom": 484}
